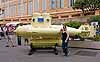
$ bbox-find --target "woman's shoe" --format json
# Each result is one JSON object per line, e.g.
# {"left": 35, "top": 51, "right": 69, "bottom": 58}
{"left": 12, "top": 45, "right": 16, "bottom": 47}
{"left": 5, "top": 45, "right": 9, "bottom": 47}
{"left": 64, "top": 54, "right": 68, "bottom": 56}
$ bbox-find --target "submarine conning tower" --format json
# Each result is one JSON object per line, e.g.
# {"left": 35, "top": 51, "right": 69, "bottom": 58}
{"left": 31, "top": 13, "right": 51, "bottom": 28}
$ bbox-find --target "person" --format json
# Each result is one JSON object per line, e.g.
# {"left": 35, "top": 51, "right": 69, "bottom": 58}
{"left": 0, "top": 25, "right": 4, "bottom": 39}
{"left": 0, "top": 25, "right": 2, "bottom": 40}
{"left": 5, "top": 25, "right": 16, "bottom": 47}
{"left": 2, "top": 25, "right": 7, "bottom": 39}
{"left": 60, "top": 25, "right": 69, "bottom": 56}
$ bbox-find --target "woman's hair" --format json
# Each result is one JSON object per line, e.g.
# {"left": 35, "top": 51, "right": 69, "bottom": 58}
{"left": 63, "top": 25, "right": 67, "bottom": 31}
{"left": 63, "top": 25, "right": 66, "bottom": 29}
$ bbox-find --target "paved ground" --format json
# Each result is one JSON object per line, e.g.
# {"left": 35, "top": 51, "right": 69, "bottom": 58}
{"left": 0, "top": 36, "right": 100, "bottom": 62}
{"left": 69, "top": 39, "right": 100, "bottom": 49}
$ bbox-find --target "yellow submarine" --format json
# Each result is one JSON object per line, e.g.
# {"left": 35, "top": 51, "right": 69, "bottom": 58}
{"left": 15, "top": 13, "right": 95, "bottom": 55}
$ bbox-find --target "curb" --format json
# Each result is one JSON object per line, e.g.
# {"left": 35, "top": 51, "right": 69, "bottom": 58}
{"left": 69, "top": 46, "right": 100, "bottom": 50}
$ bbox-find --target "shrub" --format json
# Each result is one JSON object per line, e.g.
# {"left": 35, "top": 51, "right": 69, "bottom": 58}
{"left": 64, "top": 21, "right": 82, "bottom": 29}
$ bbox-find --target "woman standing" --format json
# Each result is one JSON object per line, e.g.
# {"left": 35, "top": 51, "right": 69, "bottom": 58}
{"left": 60, "top": 25, "right": 69, "bottom": 56}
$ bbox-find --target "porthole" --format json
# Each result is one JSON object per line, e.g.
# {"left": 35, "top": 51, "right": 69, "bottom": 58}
{"left": 33, "top": 19, "right": 35, "bottom": 22}
{"left": 47, "top": 19, "right": 49, "bottom": 22}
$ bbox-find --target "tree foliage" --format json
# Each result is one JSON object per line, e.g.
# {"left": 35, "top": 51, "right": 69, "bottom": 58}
{"left": 89, "top": 16, "right": 100, "bottom": 25}
{"left": 73, "top": 0, "right": 100, "bottom": 15}
{"left": 64, "top": 21, "right": 82, "bottom": 29}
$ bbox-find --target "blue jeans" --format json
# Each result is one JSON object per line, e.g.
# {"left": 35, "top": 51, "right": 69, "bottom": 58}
{"left": 62, "top": 39, "right": 68, "bottom": 49}
{"left": 62, "top": 39, "right": 69, "bottom": 55}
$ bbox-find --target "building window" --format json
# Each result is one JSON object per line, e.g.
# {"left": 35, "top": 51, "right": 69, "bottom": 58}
{"left": 13, "top": 5, "right": 16, "bottom": 16}
{"left": 23, "top": 3, "right": 27, "bottom": 15}
{"left": 28, "top": 0, "right": 33, "bottom": 15}
{"left": 72, "top": 14, "right": 80, "bottom": 17}
{"left": 42, "top": 0, "right": 46, "bottom": 11}
{"left": 5, "top": 6, "right": 9, "bottom": 17}
{"left": 51, "top": 0, "right": 56, "bottom": 9}
{"left": 5, "top": 7, "right": 7, "bottom": 17}
{"left": 34, "top": 0, "right": 39, "bottom": 11}
{"left": 17, "top": 0, "right": 22, "bottom": 16}
{"left": 68, "top": 0, "right": 75, "bottom": 7}
{"left": 52, "top": 16, "right": 58, "bottom": 19}
{"left": 9, "top": 5, "right": 16, "bottom": 17}
{"left": 9, "top": 6, "right": 13, "bottom": 17}
{"left": 58, "top": 0, "right": 64, "bottom": 8}
{"left": 61, "top": 15, "right": 68, "bottom": 18}
{"left": 18, "top": 4, "right": 21, "bottom": 16}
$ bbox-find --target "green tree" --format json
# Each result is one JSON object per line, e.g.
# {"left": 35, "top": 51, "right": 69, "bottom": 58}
{"left": 64, "top": 21, "right": 82, "bottom": 29}
{"left": 73, "top": 0, "right": 100, "bottom": 15}
{"left": 89, "top": 16, "right": 100, "bottom": 25}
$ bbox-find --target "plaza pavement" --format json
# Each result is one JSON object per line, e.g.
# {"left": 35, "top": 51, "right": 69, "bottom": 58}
{"left": 0, "top": 36, "right": 100, "bottom": 62}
